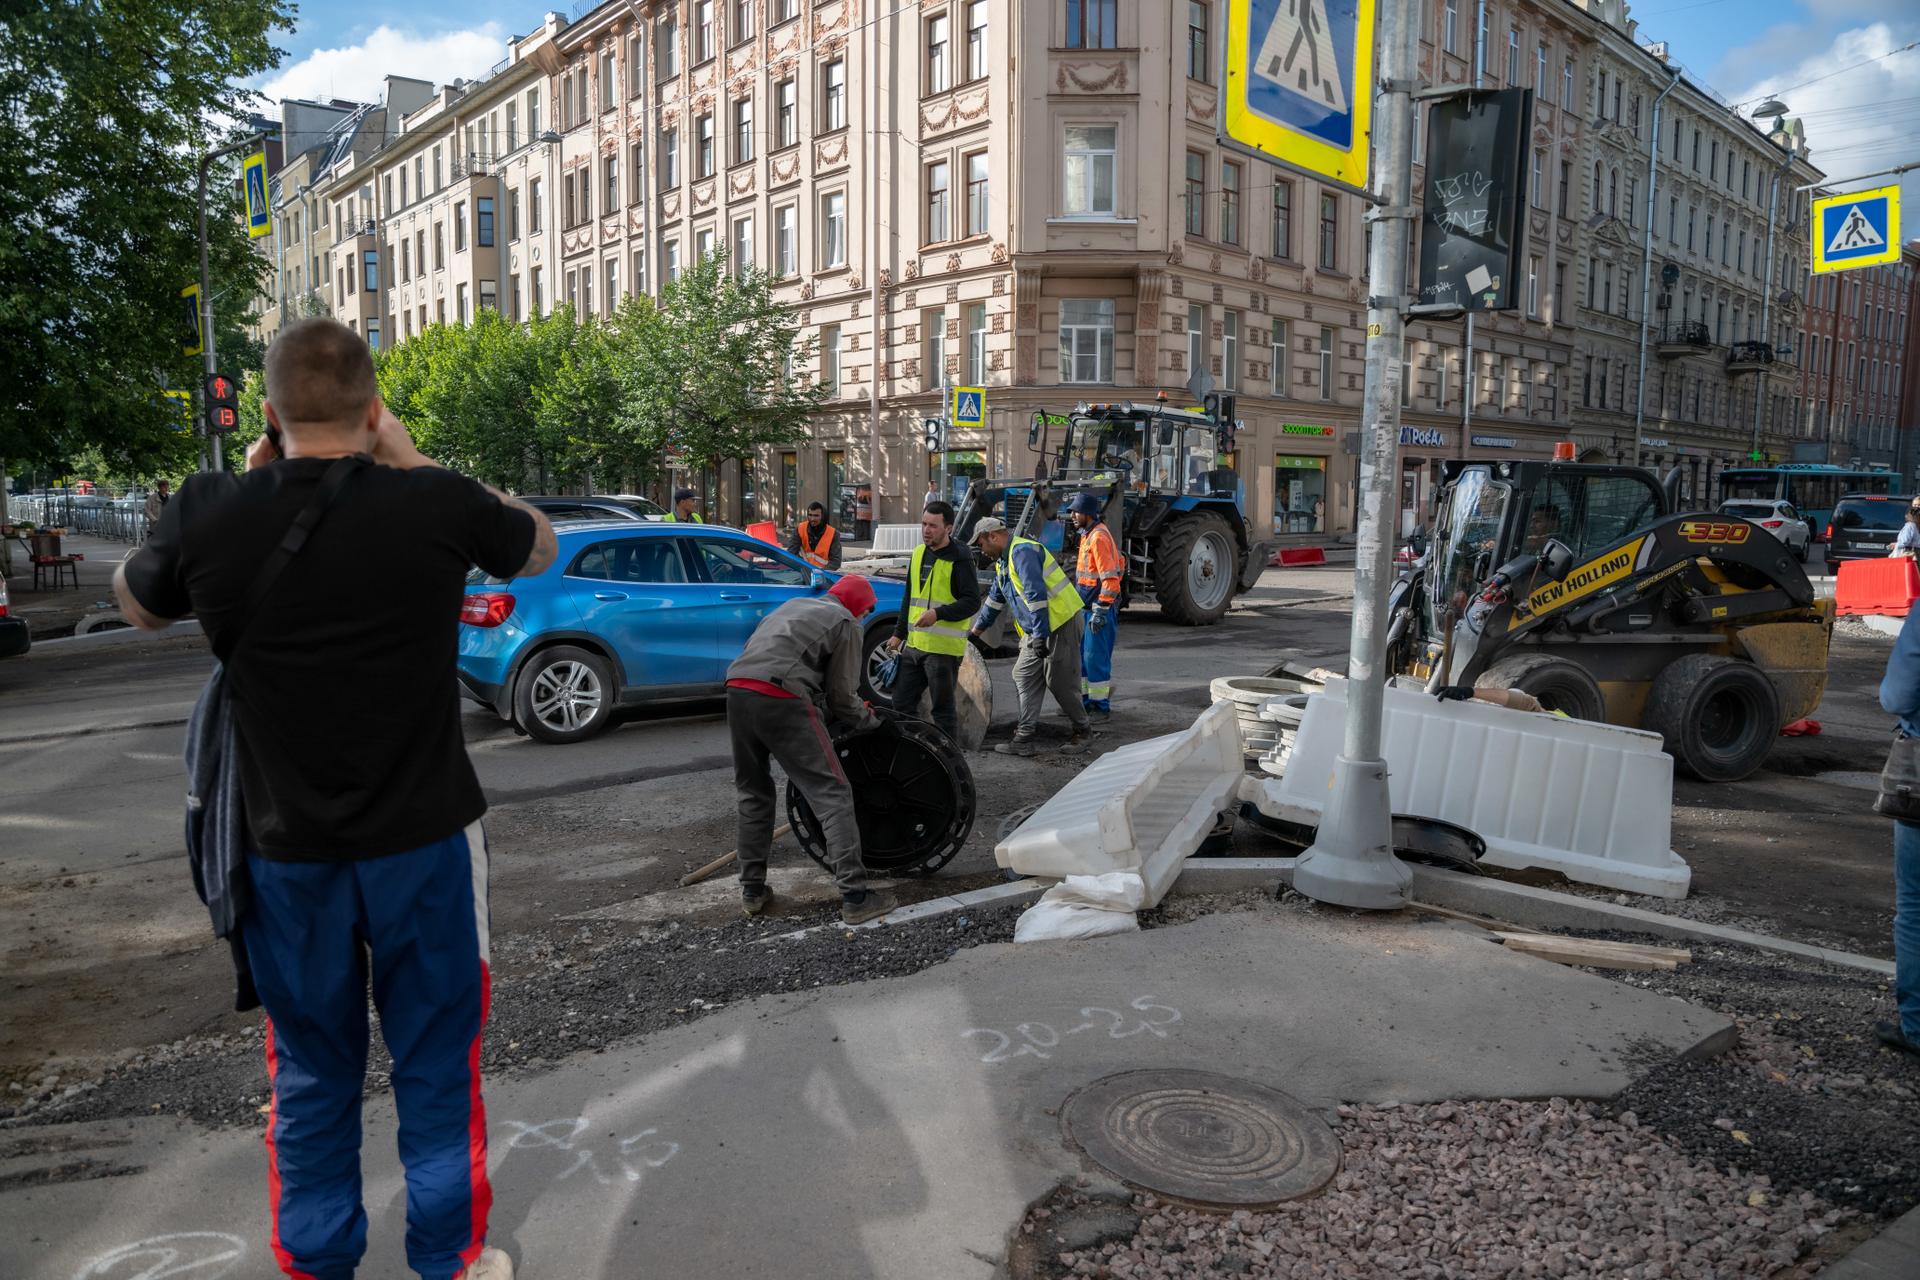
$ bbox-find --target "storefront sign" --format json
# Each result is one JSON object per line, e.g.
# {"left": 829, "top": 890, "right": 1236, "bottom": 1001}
{"left": 1399, "top": 426, "right": 1447, "bottom": 448}
{"left": 1273, "top": 455, "right": 1326, "bottom": 470}
{"left": 1638, "top": 437, "right": 1669, "bottom": 448}
{"left": 1470, "top": 434, "right": 1517, "bottom": 448}
{"left": 1281, "top": 423, "right": 1335, "bottom": 437}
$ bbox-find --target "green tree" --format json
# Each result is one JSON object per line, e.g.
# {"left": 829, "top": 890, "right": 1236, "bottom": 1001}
{"left": 0, "top": 0, "right": 293, "bottom": 476}
{"left": 611, "top": 251, "right": 821, "bottom": 478}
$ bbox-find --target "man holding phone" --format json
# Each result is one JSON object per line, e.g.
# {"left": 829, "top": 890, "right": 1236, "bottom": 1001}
{"left": 114, "top": 319, "right": 555, "bottom": 1280}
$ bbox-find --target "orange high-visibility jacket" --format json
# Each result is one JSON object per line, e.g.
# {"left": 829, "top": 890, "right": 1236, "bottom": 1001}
{"left": 1076, "top": 523, "right": 1123, "bottom": 606}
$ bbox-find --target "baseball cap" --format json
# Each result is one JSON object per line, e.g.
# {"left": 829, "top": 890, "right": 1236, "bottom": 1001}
{"left": 827, "top": 574, "right": 877, "bottom": 618}
{"left": 968, "top": 517, "right": 1008, "bottom": 545}
{"left": 673, "top": 487, "right": 698, "bottom": 503}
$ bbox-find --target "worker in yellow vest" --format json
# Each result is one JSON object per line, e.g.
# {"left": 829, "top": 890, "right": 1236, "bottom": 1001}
{"left": 968, "top": 517, "right": 1094, "bottom": 756}
{"left": 667, "top": 488, "right": 704, "bottom": 522}
{"left": 885, "top": 499, "right": 982, "bottom": 742}
{"left": 786, "top": 502, "right": 842, "bottom": 570}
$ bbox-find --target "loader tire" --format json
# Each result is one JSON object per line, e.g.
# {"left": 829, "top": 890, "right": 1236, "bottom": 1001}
{"left": 1475, "top": 654, "right": 1606, "bottom": 722}
{"left": 1153, "top": 512, "right": 1238, "bottom": 625}
{"left": 1645, "top": 654, "right": 1780, "bottom": 783}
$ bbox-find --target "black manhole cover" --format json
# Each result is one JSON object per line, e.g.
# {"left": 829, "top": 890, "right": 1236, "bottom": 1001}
{"left": 1061, "top": 1069, "right": 1341, "bottom": 1209}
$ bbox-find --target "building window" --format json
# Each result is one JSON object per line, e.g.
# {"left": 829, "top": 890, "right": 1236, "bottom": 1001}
{"left": 1059, "top": 298, "right": 1115, "bottom": 383}
{"left": 508, "top": 188, "right": 521, "bottom": 241}
{"left": 1562, "top": 58, "right": 1574, "bottom": 110}
{"left": 774, "top": 204, "right": 797, "bottom": 276}
{"left": 732, "top": 215, "right": 754, "bottom": 272}
{"left": 1317, "top": 327, "right": 1334, "bottom": 400}
{"left": 529, "top": 177, "right": 543, "bottom": 233}
{"left": 731, "top": 0, "right": 755, "bottom": 45}
{"left": 1188, "top": 3, "right": 1210, "bottom": 82}
{"left": 657, "top": 14, "right": 680, "bottom": 78}
{"left": 1067, "top": 0, "right": 1118, "bottom": 49}
{"left": 775, "top": 0, "right": 796, "bottom": 22}
{"left": 632, "top": 248, "right": 647, "bottom": 298}
{"left": 694, "top": 0, "right": 714, "bottom": 63}
{"left": 820, "top": 324, "right": 841, "bottom": 394}
{"left": 363, "top": 248, "right": 379, "bottom": 291}
{"left": 600, "top": 49, "right": 616, "bottom": 111}
{"left": 508, "top": 274, "right": 521, "bottom": 321}
{"left": 733, "top": 96, "right": 754, "bottom": 164}
{"left": 822, "top": 191, "right": 847, "bottom": 265}
{"left": 664, "top": 239, "right": 681, "bottom": 284}
{"left": 776, "top": 78, "right": 797, "bottom": 147}
{"left": 695, "top": 226, "right": 715, "bottom": 263}
{"left": 1528, "top": 256, "right": 1539, "bottom": 316}
{"left": 967, "top": 0, "right": 988, "bottom": 81}
{"left": 1317, "top": 193, "right": 1338, "bottom": 270}
{"left": 1063, "top": 124, "right": 1117, "bottom": 216}
{"left": 604, "top": 156, "right": 619, "bottom": 214}
{"left": 1223, "top": 311, "right": 1240, "bottom": 390}
{"left": 1220, "top": 161, "right": 1241, "bottom": 245}
{"left": 1531, "top": 152, "right": 1544, "bottom": 209}
{"left": 477, "top": 196, "right": 495, "bottom": 248}
{"left": 1272, "top": 179, "right": 1293, "bottom": 258}
{"left": 1507, "top": 27, "right": 1520, "bottom": 85}
{"left": 661, "top": 128, "right": 680, "bottom": 187}
{"left": 1557, "top": 160, "right": 1570, "bottom": 218}
{"left": 966, "top": 301, "right": 987, "bottom": 383}
{"left": 696, "top": 114, "right": 715, "bottom": 177}
{"left": 1188, "top": 302, "right": 1206, "bottom": 375}
{"left": 965, "top": 151, "right": 989, "bottom": 236}
{"left": 1536, "top": 43, "right": 1547, "bottom": 92}
{"left": 432, "top": 146, "right": 443, "bottom": 190}
{"left": 1185, "top": 151, "right": 1206, "bottom": 236}
{"left": 1624, "top": 176, "right": 1636, "bottom": 226}
{"left": 401, "top": 240, "right": 411, "bottom": 281}
{"left": 1443, "top": 0, "right": 1457, "bottom": 52}
{"left": 927, "top": 306, "right": 948, "bottom": 389}
{"left": 926, "top": 160, "right": 950, "bottom": 242}
{"left": 367, "top": 319, "right": 380, "bottom": 350}
{"left": 823, "top": 60, "right": 846, "bottom": 131}
{"left": 434, "top": 222, "right": 445, "bottom": 269}
{"left": 1271, "top": 322, "right": 1289, "bottom": 394}
{"left": 927, "top": 14, "right": 950, "bottom": 93}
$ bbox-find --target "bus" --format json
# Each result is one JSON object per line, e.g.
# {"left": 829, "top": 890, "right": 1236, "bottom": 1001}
{"left": 1717, "top": 465, "right": 1898, "bottom": 540}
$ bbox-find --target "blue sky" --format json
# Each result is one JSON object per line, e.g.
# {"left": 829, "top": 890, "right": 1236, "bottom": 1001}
{"left": 259, "top": 1, "right": 1920, "bottom": 197}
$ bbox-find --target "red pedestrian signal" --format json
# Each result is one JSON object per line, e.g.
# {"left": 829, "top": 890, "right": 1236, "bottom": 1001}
{"left": 204, "top": 371, "right": 239, "bottom": 433}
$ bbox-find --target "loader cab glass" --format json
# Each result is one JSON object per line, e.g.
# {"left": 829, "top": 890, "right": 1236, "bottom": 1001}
{"left": 1521, "top": 470, "right": 1662, "bottom": 559}
{"left": 1432, "top": 466, "right": 1513, "bottom": 617}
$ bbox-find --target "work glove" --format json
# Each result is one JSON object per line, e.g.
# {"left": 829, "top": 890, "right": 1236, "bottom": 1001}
{"left": 1034, "top": 631, "right": 1053, "bottom": 657}
{"left": 1433, "top": 685, "right": 1476, "bottom": 703}
{"left": 877, "top": 656, "right": 898, "bottom": 690}
{"left": 1090, "top": 604, "right": 1111, "bottom": 632}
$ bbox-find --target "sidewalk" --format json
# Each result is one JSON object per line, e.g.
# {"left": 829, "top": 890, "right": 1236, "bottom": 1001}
{"left": 0, "top": 908, "right": 1734, "bottom": 1279}
{"left": 1, "top": 532, "right": 134, "bottom": 640}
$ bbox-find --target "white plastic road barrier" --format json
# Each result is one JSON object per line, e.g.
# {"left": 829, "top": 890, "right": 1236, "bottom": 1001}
{"left": 1251, "top": 677, "right": 1691, "bottom": 898}
{"left": 1210, "top": 676, "right": 1315, "bottom": 764}
{"left": 868, "top": 524, "right": 921, "bottom": 555}
{"left": 1012, "top": 872, "right": 1148, "bottom": 942}
{"left": 996, "top": 700, "right": 1243, "bottom": 905}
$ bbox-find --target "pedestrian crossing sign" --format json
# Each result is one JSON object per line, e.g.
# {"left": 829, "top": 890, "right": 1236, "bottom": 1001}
{"left": 1220, "top": 0, "right": 1377, "bottom": 195}
{"left": 1811, "top": 185, "right": 1900, "bottom": 274}
{"left": 952, "top": 387, "right": 985, "bottom": 428}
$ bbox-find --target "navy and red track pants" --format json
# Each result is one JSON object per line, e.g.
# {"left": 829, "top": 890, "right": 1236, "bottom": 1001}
{"left": 243, "top": 822, "right": 494, "bottom": 1280}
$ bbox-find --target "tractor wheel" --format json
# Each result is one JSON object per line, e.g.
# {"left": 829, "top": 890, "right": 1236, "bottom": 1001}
{"left": 1153, "top": 512, "right": 1238, "bottom": 625}
{"left": 1475, "top": 653, "right": 1606, "bottom": 722}
{"left": 1644, "top": 654, "right": 1780, "bottom": 783}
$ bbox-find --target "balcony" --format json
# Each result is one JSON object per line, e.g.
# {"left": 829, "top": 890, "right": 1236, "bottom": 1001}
{"left": 1655, "top": 321, "right": 1712, "bottom": 358}
{"left": 1726, "top": 341, "right": 1775, "bottom": 374}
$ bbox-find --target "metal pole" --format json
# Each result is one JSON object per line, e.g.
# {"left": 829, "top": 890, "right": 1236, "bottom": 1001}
{"left": 1752, "top": 142, "right": 1794, "bottom": 463}
{"left": 196, "top": 155, "right": 221, "bottom": 474}
{"left": 1290, "top": 0, "right": 1420, "bottom": 911}
{"left": 1458, "top": 0, "right": 1486, "bottom": 462}
{"left": 1632, "top": 69, "right": 1682, "bottom": 470}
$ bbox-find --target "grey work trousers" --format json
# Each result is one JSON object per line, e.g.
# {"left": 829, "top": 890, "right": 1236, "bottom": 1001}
{"left": 888, "top": 648, "right": 961, "bottom": 742}
{"left": 727, "top": 688, "right": 867, "bottom": 896}
{"left": 1010, "top": 613, "right": 1089, "bottom": 741}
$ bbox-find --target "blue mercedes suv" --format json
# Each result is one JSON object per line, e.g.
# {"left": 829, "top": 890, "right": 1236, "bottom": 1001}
{"left": 458, "top": 521, "right": 905, "bottom": 742}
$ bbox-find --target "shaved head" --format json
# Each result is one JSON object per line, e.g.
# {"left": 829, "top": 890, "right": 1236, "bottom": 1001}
{"left": 265, "top": 318, "right": 378, "bottom": 430}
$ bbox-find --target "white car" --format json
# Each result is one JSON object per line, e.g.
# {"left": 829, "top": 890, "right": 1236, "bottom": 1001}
{"left": 1718, "top": 499, "right": 1811, "bottom": 561}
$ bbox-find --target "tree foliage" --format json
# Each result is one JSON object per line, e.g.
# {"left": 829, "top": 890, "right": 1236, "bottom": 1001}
{"left": 0, "top": 0, "right": 294, "bottom": 474}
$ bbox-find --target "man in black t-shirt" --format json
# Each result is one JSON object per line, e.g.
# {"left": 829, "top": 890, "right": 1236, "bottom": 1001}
{"left": 115, "top": 319, "right": 554, "bottom": 1280}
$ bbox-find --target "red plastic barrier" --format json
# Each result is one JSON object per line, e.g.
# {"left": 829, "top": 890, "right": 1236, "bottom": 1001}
{"left": 1270, "top": 546, "right": 1327, "bottom": 567}
{"left": 745, "top": 520, "right": 781, "bottom": 546}
{"left": 1834, "top": 556, "right": 1920, "bottom": 617}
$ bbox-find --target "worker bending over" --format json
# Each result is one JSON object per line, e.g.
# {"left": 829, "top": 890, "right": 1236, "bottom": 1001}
{"left": 787, "top": 501, "right": 842, "bottom": 570}
{"left": 1068, "top": 492, "right": 1123, "bottom": 720}
{"left": 724, "top": 576, "right": 893, "bottom": 925}
{"left": 886, "top": 499, "right": 982, "bottom": 743}
{"left": 968, "top": 517, "right": 1095, "bottom": 757}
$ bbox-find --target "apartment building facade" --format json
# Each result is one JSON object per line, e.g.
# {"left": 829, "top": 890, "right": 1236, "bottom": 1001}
{"left": 1794, "top": 244, "right": 1915, "bottom": 470}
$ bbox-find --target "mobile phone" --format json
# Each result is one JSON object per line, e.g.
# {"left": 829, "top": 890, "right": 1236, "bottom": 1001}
{"left": 265, "top": 422, "right": 283, "bottom": 455}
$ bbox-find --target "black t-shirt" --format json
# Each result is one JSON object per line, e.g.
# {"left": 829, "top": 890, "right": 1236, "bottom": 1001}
{"left": 124, "top": 457, "right": 535, "bottom": 861}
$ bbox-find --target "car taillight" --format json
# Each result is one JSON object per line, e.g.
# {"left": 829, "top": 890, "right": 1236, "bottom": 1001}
{"left": 1762, "top": 520, "right": 1783, "bottom": 528}
{"left": 1824, "top": 523, "right": 1833, "bottom": 541}
{"left": 0, "top": 580, "right": 8, "bottom": 617}
{"left": 460, "top": 593, "right": 515, "bottom": 627}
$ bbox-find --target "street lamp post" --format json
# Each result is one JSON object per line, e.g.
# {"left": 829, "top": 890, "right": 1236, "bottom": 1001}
{"left": 1750, "top": 97, "right": 1794, "bottom": 464}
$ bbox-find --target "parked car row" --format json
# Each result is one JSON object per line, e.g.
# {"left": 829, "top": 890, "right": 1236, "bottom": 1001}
{"left": 1825, "top": 494, "right": 1916, "bottom": 564}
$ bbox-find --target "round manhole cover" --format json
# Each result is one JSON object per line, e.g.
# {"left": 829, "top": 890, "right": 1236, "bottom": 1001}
{"left": 1061, "top": 1069, "right": 1341, "bottom": 1209}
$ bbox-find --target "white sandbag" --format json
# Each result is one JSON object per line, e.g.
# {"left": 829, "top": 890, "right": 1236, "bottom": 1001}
{"left": 1011, "top": 872, "right": 1147, "bottom": 942}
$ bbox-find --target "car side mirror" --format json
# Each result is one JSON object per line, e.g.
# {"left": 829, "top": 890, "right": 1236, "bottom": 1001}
{"left": 1539, "top": 538, "right": 1574, "bottom": 582}
{"left": 1027, "top": 412, "right": 1044, "bottom": 449}
{"left": 809, "top": 570, "right": 831, "bottom": 592}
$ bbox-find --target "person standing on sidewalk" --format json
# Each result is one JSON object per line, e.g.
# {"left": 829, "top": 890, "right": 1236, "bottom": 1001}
{"left": 968, "top": 517, "right": 1093, "bottom": 756}
{"left": 725, "top": 575, "right": 894, "bottom": 925}
{"left": 1877, "top": 608, "right": 1920, "bottom": 1059}
{"left": 111, "top": 318, "right": 555, "bottom": 1280}
{"left": 143, "top": 478, "right": 170, "bottom": 529}
{"left": 1067, "top": 492, "right": 1123, "bottom": 721}
{"left": 668, "top": 487, "right": 704, "bottom": 522}
{"left": 886, "top": 499, "right": 981, "bottom": 743}
{"left": 786, "top": 501, "right": 842, "bottom": 570}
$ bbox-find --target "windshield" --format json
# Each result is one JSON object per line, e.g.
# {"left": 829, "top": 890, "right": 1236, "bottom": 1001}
{"left": 1835, "top": 499, "right": 1908, "bottom": 531}
{"left": 1060, "top": 417, "right": 1145, "bottom": 478}
{"left": 1431, "top": 467, "right": 1511, "bottom": 622}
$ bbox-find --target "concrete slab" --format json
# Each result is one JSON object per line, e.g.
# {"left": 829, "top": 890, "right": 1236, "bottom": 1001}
{"left": 0, "top": 912, "right": 1732, "bottom": 1280}
{"left": 1821, "top": 1202, "right": 1920, "bottom": 1279}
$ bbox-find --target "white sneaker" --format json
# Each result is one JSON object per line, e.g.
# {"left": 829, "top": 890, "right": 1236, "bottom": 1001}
{"left": 456, "top": 1247, "right": 515, "bottom": 1280}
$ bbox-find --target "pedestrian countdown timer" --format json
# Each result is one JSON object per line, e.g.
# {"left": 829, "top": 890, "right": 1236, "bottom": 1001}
{"left": 1811, "top": 185, "right": 1901, "bottom": 274}
{"left": 1220, "top": 0, "right": 1377, "bottom": 195}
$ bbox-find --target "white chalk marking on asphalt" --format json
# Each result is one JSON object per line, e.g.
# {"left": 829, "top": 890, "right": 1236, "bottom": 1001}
{"left": 71, "top": 1231, "right": 246, "bottom": 1279}
{"left": 500, "top": 1116, "right": 682, "bottom": 1187}
{"left": 961, "top": 994, "right": 1184, "bottom": 1064}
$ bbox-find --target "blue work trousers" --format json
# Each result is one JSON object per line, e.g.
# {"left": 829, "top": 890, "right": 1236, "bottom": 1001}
{"left": 1079, "top": 586, "right": 1117, "bottom": 711}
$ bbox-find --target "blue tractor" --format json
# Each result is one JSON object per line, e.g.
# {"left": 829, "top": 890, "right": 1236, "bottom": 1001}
{"left": 954, "top": 394, "right": 1268, "bottom": 626}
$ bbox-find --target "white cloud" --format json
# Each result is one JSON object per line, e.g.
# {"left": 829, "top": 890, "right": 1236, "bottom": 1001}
{"left": 257, "top": 24, "right": 509, "bottom": 107}
{"left": 1722, "top": 20, "right": 1920, "bottom": 208}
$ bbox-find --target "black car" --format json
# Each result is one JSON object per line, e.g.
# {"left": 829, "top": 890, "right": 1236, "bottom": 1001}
{"left": 522, "top": 494, "right": 666, "bottom": 523}
{"left": 1827, "top": 493, "right": 1915, "bottom": 563}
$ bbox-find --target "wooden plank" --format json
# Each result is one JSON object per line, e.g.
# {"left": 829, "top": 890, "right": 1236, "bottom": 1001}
{"left": 1407, "top": 900, "right": 1515, "bottom": 933}
{"left": 1492, "top": 932, "right": 1690, "bottom": 972}
{"left": 1493, "top": 932, "right": 1693, "bottom": 964}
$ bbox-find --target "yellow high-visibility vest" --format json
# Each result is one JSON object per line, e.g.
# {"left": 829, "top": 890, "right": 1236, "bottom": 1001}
{"left": 1002, "top": 536, "right": 1082, "bottom": 637}
{"left": 907, "top": 544, "right": 969, "bottom": 656}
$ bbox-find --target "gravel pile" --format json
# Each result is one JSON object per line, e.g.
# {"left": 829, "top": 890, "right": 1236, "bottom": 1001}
{"left": 1036, "top": 1099, "right": 1851, "bottom": 1279}
{"left": 2, "top": 900, "right": 1022, "bottom": 1132}
{"left": 1833, "top": 617, "right": 1897, "bottom": 643}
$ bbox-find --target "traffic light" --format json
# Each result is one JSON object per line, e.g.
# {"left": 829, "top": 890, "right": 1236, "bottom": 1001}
{"left": 923, "top": 417, "right": 944, "bottom": 454}
{"left": 204, "top": 372, "right": 239, "bottom": 434}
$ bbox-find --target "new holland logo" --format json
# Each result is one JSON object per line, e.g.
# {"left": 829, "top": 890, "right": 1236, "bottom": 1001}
{"left": 1519, "top": 537, "right": 1646, "bottom": 621}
